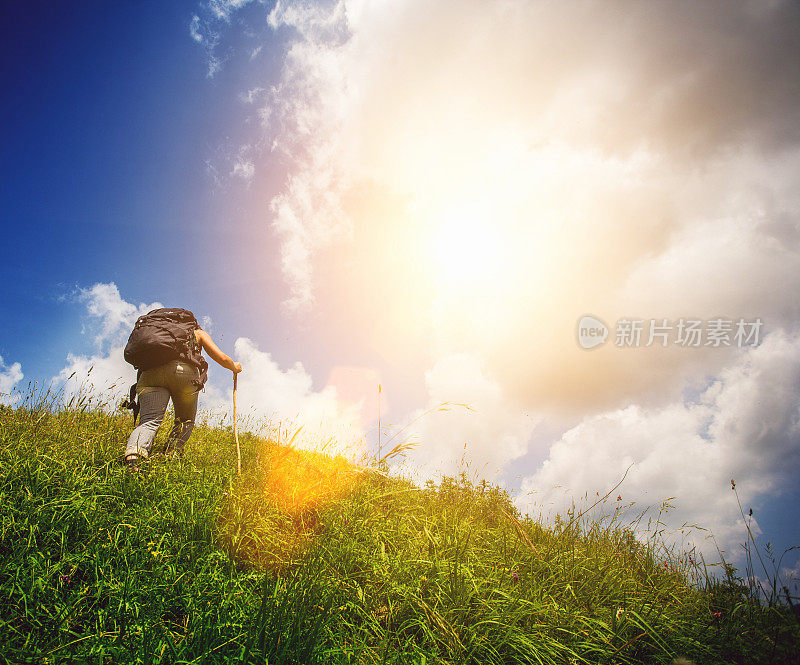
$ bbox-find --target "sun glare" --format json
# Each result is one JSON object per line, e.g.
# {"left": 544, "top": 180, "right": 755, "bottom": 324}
{"left": 433, "top": 209, "right": 501, "bottom": 287}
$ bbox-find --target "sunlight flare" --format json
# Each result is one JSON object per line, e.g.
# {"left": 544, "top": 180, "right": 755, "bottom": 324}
{"left": 432, "top": 206, "right": 501, "bottom": 287}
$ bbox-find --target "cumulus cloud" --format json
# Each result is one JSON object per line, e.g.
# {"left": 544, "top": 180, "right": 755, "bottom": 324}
{"left": 262, "top": 0, "right": 354, "bottom": 310}
{"left": 227, "top": 337, "right": 365, "bottom": 456}
{"left": 212, "top": 0, "right": 800, "bottom": 413}
{"left": 55, "top": 283, "right": 162, "bottom": 404}
{"left": 0, "top": 355, "right": 23, "bottom": 403}
{"left": 402, "top": 354, "right": 539, "bottom": 481}
{"left": 246, "top": 0, "right": 800, "bottom": 313}
{"left": 78, "top": 282, "right": 159, "bottom": 350}
{"left": 517, "top": 331, "right": 800, "bottom": 558}
{"left": 57, "top": 347, "right": 134, "bottom": 407}
{"left": 197, "top": 0, "right": 800, "bottom": 554}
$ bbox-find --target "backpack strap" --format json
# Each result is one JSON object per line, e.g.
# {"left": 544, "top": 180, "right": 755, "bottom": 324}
{"left": 190, "top": 325, "right": 209, "bottom": 390}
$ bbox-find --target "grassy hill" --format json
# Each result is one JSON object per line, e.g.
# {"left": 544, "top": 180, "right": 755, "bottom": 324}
{"left": 1, "top": 390, "right": 798, "bottom": 664}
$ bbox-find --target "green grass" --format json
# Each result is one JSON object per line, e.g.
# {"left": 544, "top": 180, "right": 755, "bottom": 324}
{"left": 0, "top": 390, "right": 798, "bottom": 664}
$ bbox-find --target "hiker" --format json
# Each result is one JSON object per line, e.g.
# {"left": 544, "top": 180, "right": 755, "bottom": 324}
{"left": 122, "top": 308, "right": 242, "bottom": 469}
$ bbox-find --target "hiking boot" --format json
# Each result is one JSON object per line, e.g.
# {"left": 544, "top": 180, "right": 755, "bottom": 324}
{"left": 125, "top": 453, "right": 142, "bottom": 473}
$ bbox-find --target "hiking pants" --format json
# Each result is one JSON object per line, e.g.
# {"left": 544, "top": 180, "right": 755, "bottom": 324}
{"left": 125, "top": 360, "right": 200, "bottom": 459}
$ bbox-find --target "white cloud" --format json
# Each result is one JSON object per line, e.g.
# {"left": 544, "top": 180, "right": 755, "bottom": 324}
{"left": 195, "top": 0, "right": 800, "bottom": 557}
{"left": 517, "top": 331, "right": 800, "bottom": 559}
{"left": 205, "top": 139, "right": 260, "bottom": 188}
{"left": 190, "top": 0, "right": 259, "bottom": 76}
{"left": 189, "top": 15, "right": 204, "bottom": 43}
{"left": 0, "top": 355, "right": 23, "bottom": 403}
{"left": 208, "top": 0, "right": 255, "bottom": 22}
{"left": 207, "top": 55, "right": 223, "bottom": 79}
{"left": 231, "top": 159, "right": 255, "bottom": 184}
{"left": 781, "top": 558, "right": 800, "bottom": 594}
{"left": 55, "top": 283, "right": 162, "bottom": 405}
{"left": 78, "top": 282, "right": 160, "bottom": 350}
{"left": 187, "top": 12, "right": 222, "bottom": 77}
{"left": 225, "top": 337, "right": 365, "bottom": 456}
{"left": 234, "top": 0, "right": 800, "bottom": 436}
{"left": 263, "top": 0, "right": 353, "bottom": 311}
{"left": 402, "top": 354, "right": 538, "bottom": 481}
{"left": 616, "top": 148, "right": 800, "bottom": 328}
{"left": 194, "top": 0, "right": 800, "bottom": 321}
{"left": 57, "top": 347, "right": 134, "bottom": 409}
{"left": 248, "top": 0, "right": 800, "bottom": 315}
{"left": 239, "top": 86, "right": 265, "bottom": 104}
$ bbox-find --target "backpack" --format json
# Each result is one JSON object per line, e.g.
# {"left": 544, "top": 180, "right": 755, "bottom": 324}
{"left": 123, "top": 308, "right": 209, "bottom": 388}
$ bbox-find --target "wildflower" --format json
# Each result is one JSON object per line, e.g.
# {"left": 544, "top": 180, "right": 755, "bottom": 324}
{"left": 60, "top": 574, "right": 71, "bottom": 586}
{"left": 512, "top": 572, "right": 519, "bottom": 582}
{"left": 730, "top": 478, "right": 736, "bottom": 490}
{"left": 616, "top": 495, "right": 622, "bottom": 501}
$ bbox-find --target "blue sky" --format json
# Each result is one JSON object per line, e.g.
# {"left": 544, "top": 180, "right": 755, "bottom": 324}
{"left": 2, "top": 1, "right": 800, "bottom": 581}
{"left": 2, "top": 1, "right": 292, "bottom": 380}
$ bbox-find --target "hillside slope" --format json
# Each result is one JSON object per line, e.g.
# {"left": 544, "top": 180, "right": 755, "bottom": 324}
{"left": 0, "top": 396, "right": 798, "bottom": 664}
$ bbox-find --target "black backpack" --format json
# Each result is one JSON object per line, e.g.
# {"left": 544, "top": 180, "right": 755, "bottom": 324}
{"left": 124, "top": 308, "right": 209, "bottom": 387}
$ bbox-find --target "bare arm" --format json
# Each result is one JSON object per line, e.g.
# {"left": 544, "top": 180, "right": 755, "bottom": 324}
{"left": 195, "top": 329, "right": 242, "bottom": 374}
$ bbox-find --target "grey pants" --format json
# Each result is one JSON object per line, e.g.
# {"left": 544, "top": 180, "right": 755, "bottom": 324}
{"left": 125, "top": 360, "right": 200, "bottom": 459}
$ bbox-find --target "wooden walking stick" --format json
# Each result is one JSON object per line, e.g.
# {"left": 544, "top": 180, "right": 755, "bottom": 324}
{"left": 233, "top": 372, "right": 241, "bottom": 476}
